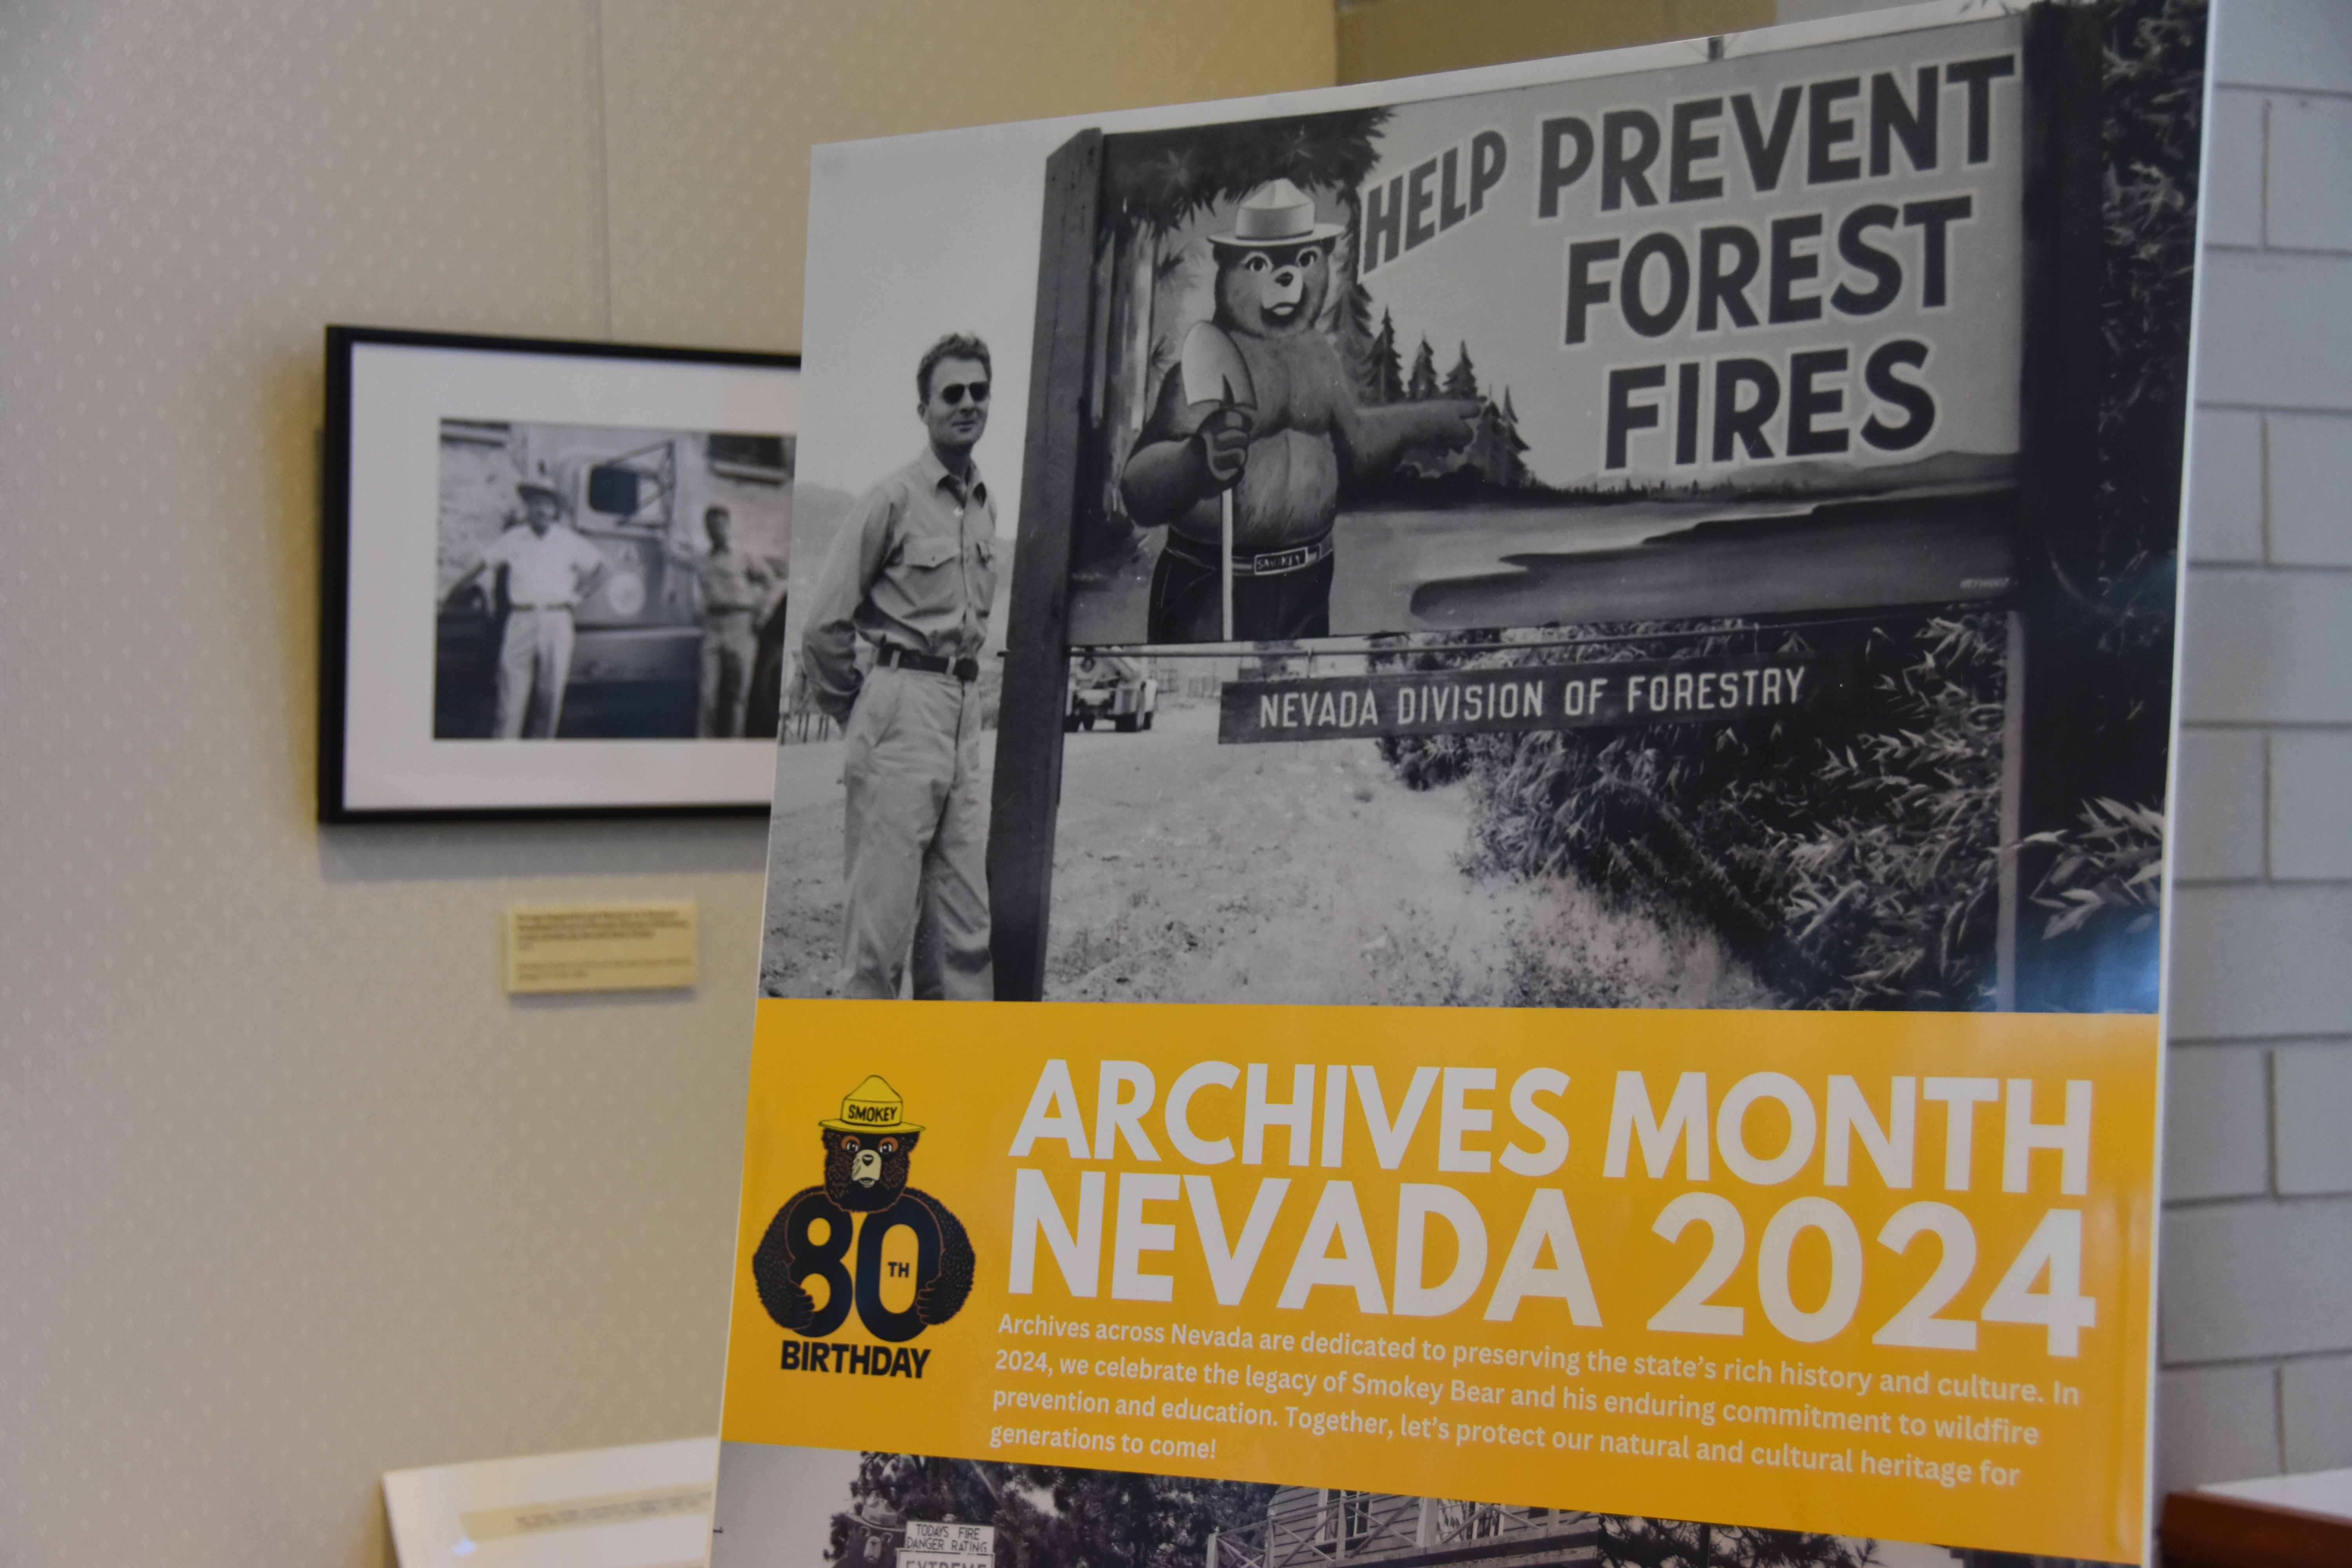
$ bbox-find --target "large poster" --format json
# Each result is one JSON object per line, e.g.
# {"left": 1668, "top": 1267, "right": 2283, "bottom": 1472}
{"left": 724, "top": 4, "right": 2203, "bottom": 1567}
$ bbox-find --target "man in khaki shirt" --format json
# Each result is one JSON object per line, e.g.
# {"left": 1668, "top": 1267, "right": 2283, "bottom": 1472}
{"left": 690, "top": 506, "right": 780, "bottom": 738}
{"left": 802, "top": 334, "right": 999, "bottom": 1000}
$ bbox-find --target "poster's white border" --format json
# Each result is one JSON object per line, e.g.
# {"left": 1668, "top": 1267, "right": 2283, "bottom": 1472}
{"left": 339, "top": 340, "right": 800, "bottom": 812}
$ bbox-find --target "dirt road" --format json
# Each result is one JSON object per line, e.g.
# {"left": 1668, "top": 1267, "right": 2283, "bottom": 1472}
{"left": 760, "top": 700, "right": 1766, "bottom": 1007}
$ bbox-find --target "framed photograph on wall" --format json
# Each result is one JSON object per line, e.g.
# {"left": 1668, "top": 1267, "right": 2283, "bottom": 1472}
{"left": 320, "top": 326, "right": 802, "bottom": 820}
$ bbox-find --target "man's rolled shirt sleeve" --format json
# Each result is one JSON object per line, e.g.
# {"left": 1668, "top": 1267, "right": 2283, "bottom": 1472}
{"left": 800, "top": 486, "right": 893, "bottom": 720}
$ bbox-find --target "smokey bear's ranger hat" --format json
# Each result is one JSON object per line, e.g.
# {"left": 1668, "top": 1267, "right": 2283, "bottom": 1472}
{"left": 855, "top": 1497, "right": 907, "bottom": 1532}
{"left": 1211, "top": 178, "right": 1346, "bottom": 248}
{"left": 820, "top": 1074, "right": 924, "bottom": 1135}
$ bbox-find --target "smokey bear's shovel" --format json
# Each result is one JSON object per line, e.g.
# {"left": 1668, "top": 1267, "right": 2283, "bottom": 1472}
{"left": 1179, "top": 322, "right": 1256, "bottom": 641}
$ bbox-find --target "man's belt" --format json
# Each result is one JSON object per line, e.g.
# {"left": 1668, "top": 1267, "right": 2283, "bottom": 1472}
{"left": 877, "top": 644, "right": 980, "bottom": 682}
{"left": 508, "top": 601, "right": 576, "bottom": 611}
{"left": 1163, "top": 529, "right": 1334, "bottom": 577}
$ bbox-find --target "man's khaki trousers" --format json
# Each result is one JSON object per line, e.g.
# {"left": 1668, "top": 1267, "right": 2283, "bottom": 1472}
{"left": 496, "top": 606, "right": 574, "bottom": 739}
{"left": 838, "top": 664, "right": 993, "bottom": 1000}
{"left": 697, "top": 609, "right": 759, "bottom": 737}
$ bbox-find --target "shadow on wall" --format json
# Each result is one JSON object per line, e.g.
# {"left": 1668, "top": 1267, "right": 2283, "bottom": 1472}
{"left": 317, "top": 815, "right": 771, "bottom": 885}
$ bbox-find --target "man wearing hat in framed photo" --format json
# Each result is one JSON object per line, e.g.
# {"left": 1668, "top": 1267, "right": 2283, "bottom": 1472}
{"left": 1121, "top": 179, "right": 1481, "bottom": 643}
{"left": 801, "top": 333, "right": 999, "bottom": 1001}
{"left": 446, "top": 474, "right": 609, "bottom": 739}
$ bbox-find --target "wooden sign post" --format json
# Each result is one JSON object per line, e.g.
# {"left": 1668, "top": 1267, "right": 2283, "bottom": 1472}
{"left": 987, "top": 131, "right": 1100, "bottom": 1003}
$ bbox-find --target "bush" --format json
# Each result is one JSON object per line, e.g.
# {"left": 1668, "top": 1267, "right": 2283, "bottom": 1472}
{"left": 1384, "top": 614, "right": 2007, "bottom": 1011}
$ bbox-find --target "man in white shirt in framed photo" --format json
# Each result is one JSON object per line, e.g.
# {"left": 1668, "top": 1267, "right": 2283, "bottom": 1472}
{"left": 447, "top": 477, "right": 609, "bottom": 739}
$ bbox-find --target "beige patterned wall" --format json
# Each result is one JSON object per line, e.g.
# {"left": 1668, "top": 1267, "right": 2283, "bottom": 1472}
{"left": 602, "top": 0, "right": 1341, "bottom": 350}
{"left": 1335, "top": 0, "right": 1772, "bottom": 83}
{"left": 0, "top": 5, "right": 1332, "bottom": 1566}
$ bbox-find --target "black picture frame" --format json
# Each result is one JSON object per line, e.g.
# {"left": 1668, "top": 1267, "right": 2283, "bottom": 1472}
{"left": 320, "top": 325, "right": 802, "bottom": 821}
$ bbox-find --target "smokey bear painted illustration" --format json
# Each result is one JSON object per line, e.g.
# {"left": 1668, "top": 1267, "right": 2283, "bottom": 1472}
{"left": 1120, "top": 180, "right": 1481, "bottom": 642}
{"left": 751, "top": 1077, "right": 975, "bottom": 1342}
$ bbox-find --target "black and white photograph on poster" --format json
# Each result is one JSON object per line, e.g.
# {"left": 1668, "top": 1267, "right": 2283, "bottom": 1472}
{"left": 758, "top": 0, "right": 2198, "bottom": 1015}
{"left": 432, "top": 419, "right": 793, "bottom": 742}
{"left": 322, "top": 327, "right": 801, "bottom": 818}
{"left": 706, "top": 1442, "right": 2103, "bottom": 1568}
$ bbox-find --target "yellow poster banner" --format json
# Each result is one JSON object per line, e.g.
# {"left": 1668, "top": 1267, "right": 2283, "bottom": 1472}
{"left": 722, "top": 1000, "right": 2157, "bottom": 1563}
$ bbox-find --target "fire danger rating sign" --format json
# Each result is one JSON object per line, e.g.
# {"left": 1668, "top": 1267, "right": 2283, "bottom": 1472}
{"left": 1218, "top": 652, "right": 1847, "bottom": 744}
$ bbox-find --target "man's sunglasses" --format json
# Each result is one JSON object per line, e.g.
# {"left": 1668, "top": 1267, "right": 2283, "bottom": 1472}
{"left": 934, "top": 380, "right": 990, "bottom": 406}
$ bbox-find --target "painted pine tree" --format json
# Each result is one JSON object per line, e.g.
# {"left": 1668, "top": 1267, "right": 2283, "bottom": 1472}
{"left": 1465, "top": 387, "right": 1532, "bottom": 488}
{"left": 1369, "top": 309, "right": 1405, "bottom": 403}
{"left": 1443, "top": 341, "right": 1479, "bottom": 400}
{"left": 1406, "top": 336, "right": 1439, "bottom": 400}
{"left": 1493, "top": 387, "right": 1532, "bottom": 486}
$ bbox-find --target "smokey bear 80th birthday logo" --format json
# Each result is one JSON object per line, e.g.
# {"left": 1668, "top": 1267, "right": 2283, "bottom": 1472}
{"left": 752, "top": 1077, "right": 975, "bottom": 1345}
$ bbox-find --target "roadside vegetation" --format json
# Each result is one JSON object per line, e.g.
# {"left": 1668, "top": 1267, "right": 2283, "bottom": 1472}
{"left": 1379, "top": 614, "right": 2005, "bottom": 1011}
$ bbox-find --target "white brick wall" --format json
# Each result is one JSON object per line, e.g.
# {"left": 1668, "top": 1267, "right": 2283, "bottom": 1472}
{"left": 2161, "top": 1045, "right": 2270, "bottom": 1199}
{"left": 2160, "top": 0, "right": 2352, "bottom": 1496}
{"left": 2281, "top": 1354, "right": 2352, "bottom": 1470}
{"left": 2268, "top": 414, "right": 2352, "bottom": 566}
